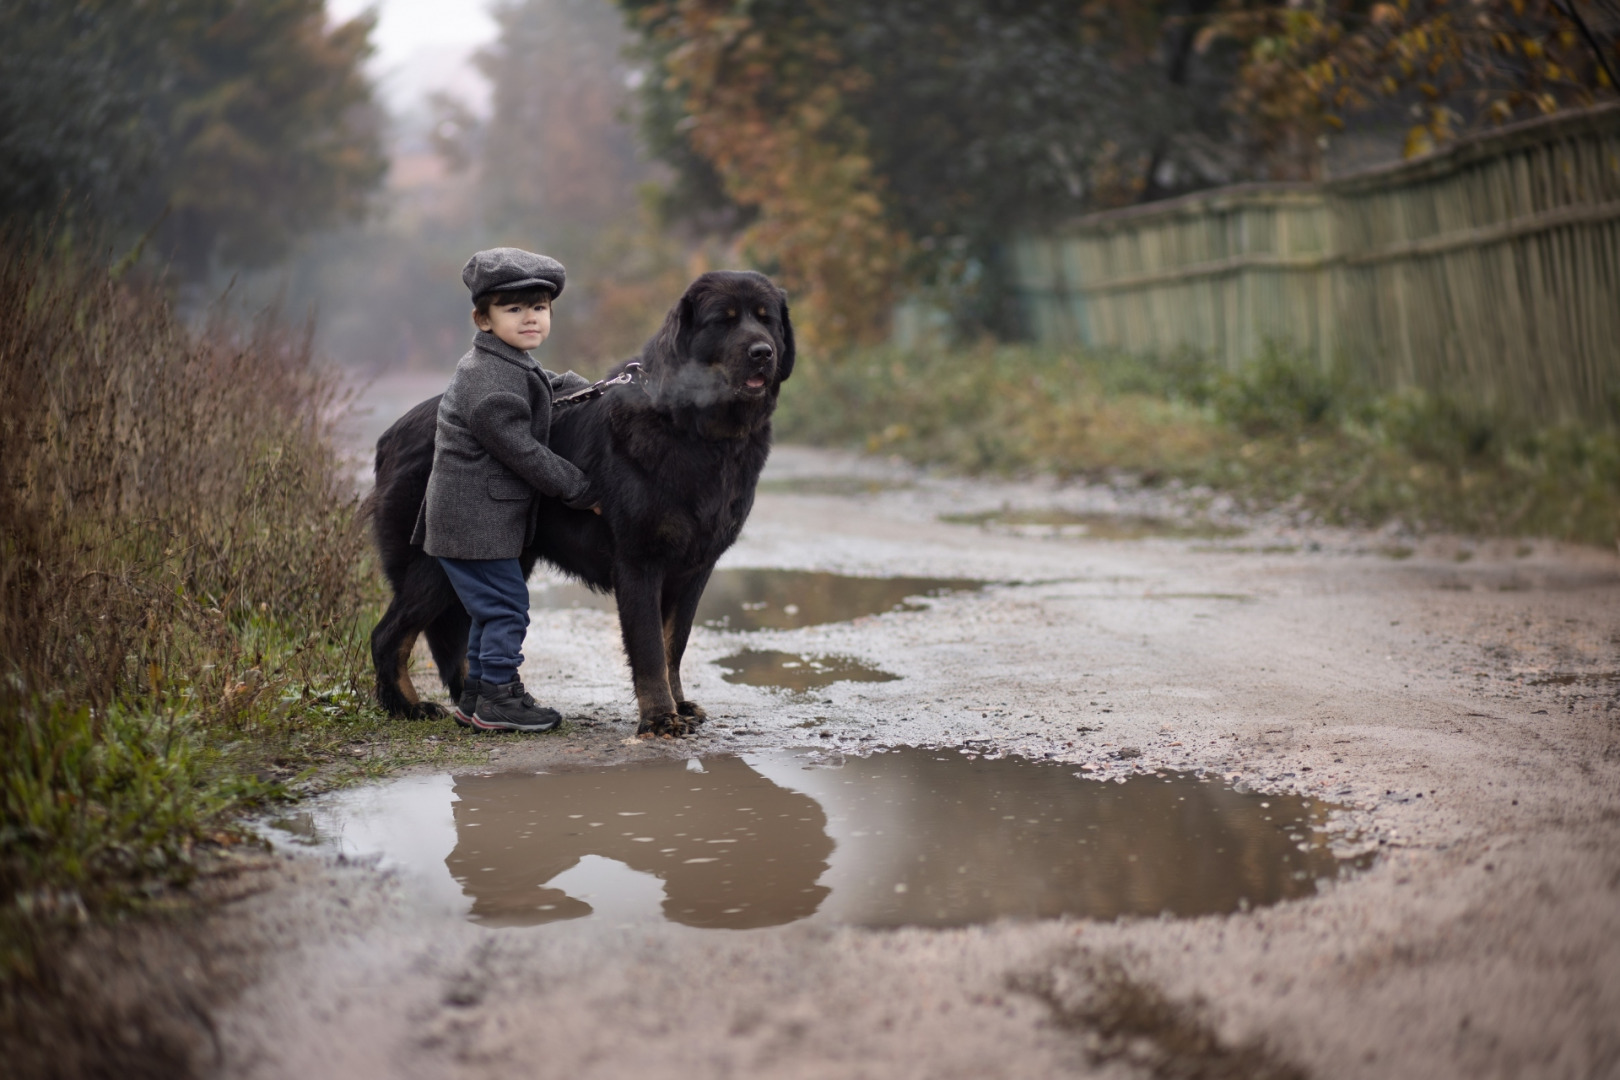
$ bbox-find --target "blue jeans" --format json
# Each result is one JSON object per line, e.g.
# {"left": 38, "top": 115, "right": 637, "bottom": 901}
{"left": 438, "top": 557, "right": 529, "bottom": 687}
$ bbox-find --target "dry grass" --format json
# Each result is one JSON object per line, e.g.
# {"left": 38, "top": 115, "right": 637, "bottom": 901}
{"left": 0, "top": 244, "right": 368, "bottom": 707}
{"left": 774, "top": 342, "right": 1620, "bottom": 545}
{"left": 0, "top": 238, "right": 470, "bottom": 966}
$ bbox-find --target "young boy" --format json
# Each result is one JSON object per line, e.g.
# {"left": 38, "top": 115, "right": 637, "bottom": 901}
{"left": 414, "top": 247, "right": 598, "bottom": 732}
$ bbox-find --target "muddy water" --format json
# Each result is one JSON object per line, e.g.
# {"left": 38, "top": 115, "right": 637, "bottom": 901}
{"left": 940, "top": 509, "right": 1243, "bottom": 541}
{"left": 1528, "top": 671, "right": 1620, "bottom": 687}
{"left": 715, "top": 649, "right": 901, "bottom": 692}
{"left": 270, "top": 749, "right": 1352, "bottom": 932}
{"left": 532, "top": 569, "right": 983, "bottom": 631}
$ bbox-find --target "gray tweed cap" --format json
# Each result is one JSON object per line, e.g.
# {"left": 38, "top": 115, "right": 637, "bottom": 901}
{"left": 462, "top": 247, "right": 566, "bottom": 301}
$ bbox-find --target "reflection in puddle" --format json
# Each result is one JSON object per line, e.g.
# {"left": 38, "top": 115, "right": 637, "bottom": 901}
{"left": 940, "top": 509, "right": 1243, "bottom": 541}
{"left": 449, "top": 756, "right": 832, "bottom": 929}
{"left": 269, "top": 750, "right": 1360, "bottom": 932}
{"left": 532, "top": 569, "right": 983, "bottom": 631}
{"left": 715, "top": 649, "right": 901, "bottom": 692}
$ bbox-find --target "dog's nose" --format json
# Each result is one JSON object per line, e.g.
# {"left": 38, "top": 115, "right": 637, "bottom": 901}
{"left": 748, "top": 341, "right": 774, "bottom": 362}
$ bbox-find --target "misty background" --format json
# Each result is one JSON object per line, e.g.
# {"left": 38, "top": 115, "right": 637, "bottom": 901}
{"left": 7, "top": 0, "right": 1613, "bottom": 383}
{"left": 267, "top": 0, "right": 676, "bottom": 377}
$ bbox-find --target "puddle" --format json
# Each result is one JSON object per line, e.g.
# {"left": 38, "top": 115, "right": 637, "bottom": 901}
{"left": 939, "top": 509, "right": 1244, "bottom": 541}
{"left": 269, "top": 749, "right": 1359, "bottom": 932}
{"left": 533, "top": 569, "right": 983, "bottom": 631}
{"left": 1528, "top": 671, "right": 1620, "bottom": 687}
{"left": 714, "top": 649, "right": 901, "bottom": 692}
{"left": 265, "top": 811, "right": 320, "bottom": 843}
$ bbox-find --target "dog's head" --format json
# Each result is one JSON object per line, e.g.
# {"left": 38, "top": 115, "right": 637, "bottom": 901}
{"left": 640, "top": 271, "right": 794, "bottom": 418}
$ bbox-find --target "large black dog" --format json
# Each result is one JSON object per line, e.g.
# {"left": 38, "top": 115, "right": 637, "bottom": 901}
{"left": 368, "top": 271, "right": 792, "bottom": 736}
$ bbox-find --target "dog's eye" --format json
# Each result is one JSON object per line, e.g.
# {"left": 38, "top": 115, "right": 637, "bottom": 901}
{"left": 725, "top": 307, "right": 737, "bottom": 319}
{"left": 756, "top": 305, "right": 768, "bottom": 318}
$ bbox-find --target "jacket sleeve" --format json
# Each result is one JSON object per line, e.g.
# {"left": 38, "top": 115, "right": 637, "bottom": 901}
{"left": 466, "top": 391, "right": 590, "bottom": 501}
{"left": 547, "top": 369, "right": 591, "bottom": 395}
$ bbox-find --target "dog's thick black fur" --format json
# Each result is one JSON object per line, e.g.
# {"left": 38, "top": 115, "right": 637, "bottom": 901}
{"left": 368, "top": 271, "right": 793, "bottom": 736}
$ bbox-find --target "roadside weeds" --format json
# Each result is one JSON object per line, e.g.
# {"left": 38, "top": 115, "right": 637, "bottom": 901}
{"left": 774, "top": 342, "right": 1620, "bottom": 547}
{"left": 0, "top": 240, "right": 465, "bottom": 1025}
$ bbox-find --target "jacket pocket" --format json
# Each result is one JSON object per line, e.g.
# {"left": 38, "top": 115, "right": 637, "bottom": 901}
{"left": 487, "top": 475, "right": 531, "bottom": 501}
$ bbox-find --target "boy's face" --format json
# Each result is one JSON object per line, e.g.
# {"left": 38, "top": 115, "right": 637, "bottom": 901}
{"left": 475, "top": 297, "right": 551, "bottom": 350}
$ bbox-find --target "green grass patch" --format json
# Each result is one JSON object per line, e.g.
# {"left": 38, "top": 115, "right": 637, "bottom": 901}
{"left": 775, "top": 342, "right": 1620, "bottom": 545}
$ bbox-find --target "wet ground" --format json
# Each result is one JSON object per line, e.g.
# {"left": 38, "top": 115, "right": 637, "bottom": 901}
{"left": 138, "top": 432, "right": 1620, "bottom": 1078}
{"left": 937, "top": 507, "right": 1246, "bottom": 541}
{"left": 267, "top": 750, "right": 1352, "bottom": 931}
{"left": 533, "top": 568, "right": 983, "bottom": 633}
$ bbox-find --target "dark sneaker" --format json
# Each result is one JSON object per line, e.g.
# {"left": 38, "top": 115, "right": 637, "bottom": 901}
{"left": 452, "top": 678, "right": 484, "bottom": 729}
{"left": 473, "top": 679, "right": 562, "bottom": 733}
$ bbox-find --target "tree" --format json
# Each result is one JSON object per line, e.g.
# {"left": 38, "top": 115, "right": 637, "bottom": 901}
{"left": 1209, "top": 0, "right": 1620, "bottom": 177}
{"left": 472, "top": 0, "right": 673, "bottom": 360}
{"left": 477, "top": 0, "right": 647, "bottom": 243}
{"left": 621, "top": 0, "right": 1619, "bottom": 344}
{"left": 0, "top": 0, "right": 386, "bottom": 279}
{"left": 620, "top": 0, "right": 1248, "bottom": 344}
{"left": 625, "top": 0, "right": 914, "bottom": 348}
{"left": 0, "top": 2, "right": 154, "bottom": 231}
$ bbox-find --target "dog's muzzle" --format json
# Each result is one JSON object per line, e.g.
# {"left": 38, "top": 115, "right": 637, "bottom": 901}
{"left": 743, "top": 341, "right": 774, "bottom": 391}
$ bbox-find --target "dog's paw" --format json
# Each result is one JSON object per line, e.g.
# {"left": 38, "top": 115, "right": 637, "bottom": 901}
{"left": 675, "top": 700, "right": 708, "bottom": 724}
{"left": 403, "top": 701, "right": 447, "bottom": 721}
{"left": 636, "top": 711, "right": 695, "bottom": 738}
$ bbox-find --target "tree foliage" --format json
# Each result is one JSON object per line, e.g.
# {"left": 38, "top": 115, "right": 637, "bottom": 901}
{"left": 0, "top": 0, "right": 385, "bottom": 278}
{"left": 623, "top": 1, "right": 911, "bottom": 348}
{"left": 1211, "top": 0, "right": 1620, "bottom": 174}
{"left": 620, "top": 0, "right": 1617, "bottom": 345}
{"left": 621, "top": 0, "right": 1247, "bottom": 344}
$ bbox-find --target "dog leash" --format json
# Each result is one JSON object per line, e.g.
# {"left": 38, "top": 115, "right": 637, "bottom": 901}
{"left": 553, "top": 362, "right": 645, "bottom": 408}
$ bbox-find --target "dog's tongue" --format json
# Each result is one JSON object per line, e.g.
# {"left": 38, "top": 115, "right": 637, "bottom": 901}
{"left": 746, "top": 376, "right": 766, "bottom": 388}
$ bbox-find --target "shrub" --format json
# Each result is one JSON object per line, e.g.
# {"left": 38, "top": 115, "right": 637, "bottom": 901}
{"left": 1210, "top": 343, "right": 1348, "bottom": 436}
{"left": 0, "top": 238, "right": 380, "bottom": 930}
{"left": 0, "top": 243, "right": 371, "bottom": 708}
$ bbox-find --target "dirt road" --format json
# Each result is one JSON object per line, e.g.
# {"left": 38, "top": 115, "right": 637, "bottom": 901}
{"left": 208, "top": 446, "right": 1619, "bottom": 1079}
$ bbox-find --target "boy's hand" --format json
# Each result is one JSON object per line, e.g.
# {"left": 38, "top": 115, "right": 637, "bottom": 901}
{"left": 561, "top": 480, "right": 600, "bottom": 513}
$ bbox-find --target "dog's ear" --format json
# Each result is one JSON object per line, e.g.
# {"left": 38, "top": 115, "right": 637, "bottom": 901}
{"left": 649, "top": 289, "right": 698, "bottom": 370}
{"left": 773, "top": 287, "right": 795, "bottom": 385}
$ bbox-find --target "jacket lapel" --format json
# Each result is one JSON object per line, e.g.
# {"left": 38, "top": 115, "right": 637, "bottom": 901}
{"left": 471, "top": 331, "right": 550, "bottom": 427}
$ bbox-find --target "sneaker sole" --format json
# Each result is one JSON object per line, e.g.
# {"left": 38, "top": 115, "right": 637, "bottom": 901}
{"left": 452, "top": 708, "right": 476, "bottom": 729}
{"left": 470, "top": 713, "right": 560, "bottom": 734}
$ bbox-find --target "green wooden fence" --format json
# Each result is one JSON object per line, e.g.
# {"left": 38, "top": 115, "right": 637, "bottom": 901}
{"left": 1011, "top": 103, "right": 1620, "bottom": 423}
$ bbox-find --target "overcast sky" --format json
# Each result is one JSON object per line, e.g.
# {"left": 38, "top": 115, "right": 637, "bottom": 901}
{"left": 328, "top": 0, "right": 499, "bottom": 117}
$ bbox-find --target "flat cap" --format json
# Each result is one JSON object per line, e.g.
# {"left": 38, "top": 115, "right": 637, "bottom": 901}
{"left": 462, "top": 247, "right": 566, "bottom": 301}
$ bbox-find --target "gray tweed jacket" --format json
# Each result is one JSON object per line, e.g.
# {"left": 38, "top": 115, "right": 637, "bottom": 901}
{"left": 411, "top": 330, "right": 592, "bottom": 560}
